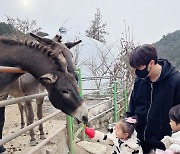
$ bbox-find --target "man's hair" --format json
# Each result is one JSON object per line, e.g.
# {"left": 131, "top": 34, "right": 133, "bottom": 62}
{"left": 169, "top": 104, "right": 180, "bottom": 124}
{"left": 129, "top": 44, "right": 158, "bottom": 68}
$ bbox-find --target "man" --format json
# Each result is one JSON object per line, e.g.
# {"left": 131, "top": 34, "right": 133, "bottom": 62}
{"left": 126, "top": 44, "right": 180, "bottom": 153}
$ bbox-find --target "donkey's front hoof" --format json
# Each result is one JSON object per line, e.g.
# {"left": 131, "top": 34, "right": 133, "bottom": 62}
{"left": 40, "top": 134, "right": 46, "bottom": 140}
{"left": 30, "top": 140, "right": 38, "bottom": 146}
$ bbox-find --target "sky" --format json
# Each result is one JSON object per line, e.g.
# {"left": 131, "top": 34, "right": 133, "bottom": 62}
{"left": 0, "top": 0, "right": 180, "bottom": 45}
{"left": 0, "top": 0, "right": 179, "bottom": 90}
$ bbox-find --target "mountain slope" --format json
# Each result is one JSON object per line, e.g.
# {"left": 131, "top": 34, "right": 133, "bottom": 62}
{"left": 153, "top": 30, "right": 180, "bottom": 69}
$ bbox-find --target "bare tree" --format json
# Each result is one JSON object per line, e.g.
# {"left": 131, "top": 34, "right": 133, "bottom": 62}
{"left": 71, "top": 36, "right": 82, "bottom": 66}
{"left": 83, "top": 23, "right": 136, "bottom": 95}
{"left": 5, "top": 15, "right": 41, "bottom": 34}
{"left": 114, "top": 22, "right": 136, "bottom": 94}
{"left": 86, "top": 8, "right": 109, "bottom": 43}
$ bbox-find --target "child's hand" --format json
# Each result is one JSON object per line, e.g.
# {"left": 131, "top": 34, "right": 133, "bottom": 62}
{"left": 85, "top": 126, "right": 95, "bottom": 138}
{"left": 161, "top": 136, "right": 171, "bottom": 148}
{"left": 156, "top": 149, "right": 175, "bottom": 154}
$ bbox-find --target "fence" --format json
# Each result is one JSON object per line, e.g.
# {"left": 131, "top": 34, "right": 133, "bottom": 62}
{"left": 0, "top": 67, "right": 128, "bottom": 154}
{"left": 68, "top": 68, "right": 129, "bottom": 153}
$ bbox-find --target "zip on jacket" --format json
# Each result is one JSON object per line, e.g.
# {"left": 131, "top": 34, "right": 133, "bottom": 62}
{"left": 144, "top": 82, "right": 153, "bottom": 141}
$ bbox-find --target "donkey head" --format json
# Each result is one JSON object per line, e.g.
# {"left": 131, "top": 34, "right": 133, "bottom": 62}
{"left": 30, "top": 33, "right": 80, "bottom": 81}
{"left": 39, "top": 72, "right": 88, "bottom": 123}
{"left": 29, "top": 33, "right": 88, "bottom": 124}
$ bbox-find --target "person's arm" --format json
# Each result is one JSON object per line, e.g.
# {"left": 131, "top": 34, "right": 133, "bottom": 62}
{"left": 85, "top": 127, "right": 115, "bottom": 145}
{"left": 173, "top": 73, "right": 180, "bottom": 106}
{"left": 156, "top": 149, "right": 175, "bottom": 154}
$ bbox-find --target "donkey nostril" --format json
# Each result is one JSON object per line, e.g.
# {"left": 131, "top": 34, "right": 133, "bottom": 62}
{"left": 82, "top": 116, "right": 88, "bottom": 124}
{"left": 61, "top": 90, "right": 69, "bottom": 94}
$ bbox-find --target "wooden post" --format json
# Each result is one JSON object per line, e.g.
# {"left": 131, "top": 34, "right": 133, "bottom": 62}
{"left": 0, "top": 66, "right": 26, "bottom": 73}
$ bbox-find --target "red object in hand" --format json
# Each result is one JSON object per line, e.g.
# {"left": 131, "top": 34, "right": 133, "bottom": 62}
{"left": 85, "top": 127, "right": 95, "bottom": 138}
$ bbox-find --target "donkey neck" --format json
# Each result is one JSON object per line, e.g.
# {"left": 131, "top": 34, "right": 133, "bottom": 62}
{"left": 0, "top": 39, "right": 59, "bottom": 91}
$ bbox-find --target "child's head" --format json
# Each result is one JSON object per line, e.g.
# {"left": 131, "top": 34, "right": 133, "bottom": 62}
{"left": 169, "top": 104, "right": 180, "bottom": 132}
{"left": 114, "top": 117, "right": 137, "bottom": 140}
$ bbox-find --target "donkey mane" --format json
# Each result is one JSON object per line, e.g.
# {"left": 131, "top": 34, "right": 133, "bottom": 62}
{"left": 0, "top": 37, "right": 64, "bottom": 71}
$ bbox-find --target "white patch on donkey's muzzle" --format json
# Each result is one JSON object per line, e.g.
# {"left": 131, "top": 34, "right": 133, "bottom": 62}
{"left": 71, "top": 103, "right": 88, "bottom": 124}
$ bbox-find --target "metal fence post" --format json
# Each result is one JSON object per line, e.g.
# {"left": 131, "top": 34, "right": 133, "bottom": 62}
{"left": 113, "top": 81, "right": 118, "bottom": 122}
{"left": 77, "top": 68, "right": 83, "bottom": 98}
{"left": 123, "top": 86, "right": 128, "bottom": 112}
{"left": 67, "top": 115, "right": 74, "bottom": 154}
{"left": 77, "top": 68, "right": 86, "bottom": 140}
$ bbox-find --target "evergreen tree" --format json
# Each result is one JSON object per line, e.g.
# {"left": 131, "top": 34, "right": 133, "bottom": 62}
{"left": 86, "top": 8, "right": 108, "bottom": 43}
{"left": 36, "top": 31, "right": 48, "bottom": 37}
{"left": 0, "top": 22, "right": 14, "bottom": 35}
{"left": 0, "top": 16, "right": 49, "bottom": 38}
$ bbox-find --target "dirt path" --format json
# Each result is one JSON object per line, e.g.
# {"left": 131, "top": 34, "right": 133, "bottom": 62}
{"left": 2, "top": 101, "right": 71, "bottom": 154}
{"left": 2, "top": 99, "right": 108, "bottom": 154}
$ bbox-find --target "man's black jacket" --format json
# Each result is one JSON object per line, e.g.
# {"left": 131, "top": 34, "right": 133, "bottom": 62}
{"left": 126, "top": 59, "right": 180, "bottom": 149}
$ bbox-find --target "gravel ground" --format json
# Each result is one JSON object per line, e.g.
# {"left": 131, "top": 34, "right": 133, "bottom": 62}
{"left": 2, "top": 99, "right": 108, "bottom": 154}
{"left": 2, "top": 100, "right": 90, "bottom": 154}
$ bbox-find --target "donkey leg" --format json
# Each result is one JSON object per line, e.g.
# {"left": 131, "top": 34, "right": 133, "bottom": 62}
{"left": 0, "top": 106, "right": 5, "bottom": 140}
{"left": 36, "top": 98, "right": 46, "bottom": 140}
{"left": 0, "top": 95, "right": 8, "bottom": 152}
{"left": 0, "top": 107, "right": 6, "bottom": 153}
{"left": 25, "top": 101, "right": 37, "bottom": 146}
{"left": 18, "top": 103, "right": 25, "bottom": 129}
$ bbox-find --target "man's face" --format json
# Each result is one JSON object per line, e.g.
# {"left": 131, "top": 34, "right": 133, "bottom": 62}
{"left": 135, "top": 65, "right": 149, "bottom": 78}
{"left": 135, "top": 60, "right": 154, "bottom": 78}
{"left": 170, "top": 119, "right": 180, "bottom": 132}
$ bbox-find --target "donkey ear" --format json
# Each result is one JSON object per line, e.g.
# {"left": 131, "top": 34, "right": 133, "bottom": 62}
{"left": 65, "top": 40, "right": 82, "bottom": 49}
{"left": 39, "top": 73, "right": 57, "bottom": 84}
{"left": 30, "top": 33, "right": 54, "bottom": 46}
{"left": 53, "top": 35, "right": 62, "bottom": 43}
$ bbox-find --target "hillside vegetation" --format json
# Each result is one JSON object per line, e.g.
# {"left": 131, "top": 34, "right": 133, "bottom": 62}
{"left": 153, "top": 30, "right": 180, "bottom": 70}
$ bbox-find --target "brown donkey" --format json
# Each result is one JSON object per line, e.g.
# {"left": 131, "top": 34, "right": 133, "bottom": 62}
{"left": 0, "top": 35, "right": 88, "bottom": 146}
{"left": 8, "top": 34, "right": 82, "bottom": 145}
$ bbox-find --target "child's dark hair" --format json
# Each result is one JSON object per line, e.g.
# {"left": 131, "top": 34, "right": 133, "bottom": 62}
{"left": 169, "top": 104, "right": 180, "bottom": 124}
{"left": 120, "top": 116, "right": 137, "bottom": 138}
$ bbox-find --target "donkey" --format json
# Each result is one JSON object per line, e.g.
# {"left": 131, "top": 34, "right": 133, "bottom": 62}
{"left": 0, "top": 36, "right": 88, "bottom": 146}
{"left": 9, "top": 73, "right": 45, "bottom": 145}
{"left": 8, "top": 34, "right": 82, "bottom": 145}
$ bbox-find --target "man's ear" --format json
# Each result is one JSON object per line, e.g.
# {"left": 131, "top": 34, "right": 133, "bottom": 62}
{"left": 39, "top": 73, "right": 57, "bottom": 84}
{"left": 150, "top": 60, "right": 155, "bottom": 65}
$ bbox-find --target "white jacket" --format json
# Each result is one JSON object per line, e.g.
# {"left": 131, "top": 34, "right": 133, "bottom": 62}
{"left": 92, "top": 129, "right": 143, "bottom": 154}
{"left": 161, "top": 131, "right": 180, "bottom": 152}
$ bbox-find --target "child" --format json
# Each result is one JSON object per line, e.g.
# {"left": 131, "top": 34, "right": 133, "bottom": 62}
{"left": 85, "top": 117, "right": 143, "bottom": 154}
{"left": 159, "top": 104, "right": 180, "bottom": 153}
